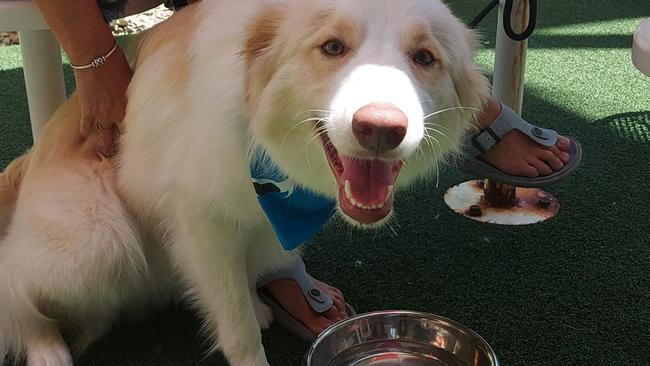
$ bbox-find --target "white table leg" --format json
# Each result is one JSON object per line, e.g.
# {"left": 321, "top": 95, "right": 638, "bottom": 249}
{"left": 633, "top": 18, "right": 650, "bottom": 77}
{"left": 492, "top": 0, "right": 530, "bottom": 114}
{"left": 18, "top": 29, "right": 66, "bottom": 142}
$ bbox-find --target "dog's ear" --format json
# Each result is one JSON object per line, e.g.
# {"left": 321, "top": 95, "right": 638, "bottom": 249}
{"left": 242, "top": 4, "right": 287, "bottom": 104}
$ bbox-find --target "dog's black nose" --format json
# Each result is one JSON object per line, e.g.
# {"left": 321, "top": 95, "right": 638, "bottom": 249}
{"left": 352, "top": 103, "right": 407, "bottom": 154}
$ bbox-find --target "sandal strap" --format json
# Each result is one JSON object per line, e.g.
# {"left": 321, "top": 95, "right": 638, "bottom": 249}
{"left": 257, "top": 258, "right": 333, "bottom": 314}
{"left": 468, "top": 103, "right": 559, "bottom": 156}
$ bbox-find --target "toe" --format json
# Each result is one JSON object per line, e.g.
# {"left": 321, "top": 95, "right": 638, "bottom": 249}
{"left": 331, "top": 297, "right": 347, "bottom": 319}
{"left": 539, "top": 149, "right": 564, "bottom": 171}
{"left": 552, "top": 143, "right": 570, "bottom": 163}
{"left": 560, "top": 151, "right": 570, "bottom": 163}
{"left": 527, "top": 157, "right": 553, "bottom": 176}
{"left": 306, "top": 315, "right": 333, "bottom": 335}
{"left": 324, "top": 306, "right": 343, "bottom": 323}
{"left": 556, "top": 136, "right": 571, "bottom": 152}
{"left": 505, "top": 157, "right": 539, "bottom": 177}
{"left": 520, "top": 163, "right": 540, "bottom": 177}
{"left": 329, "top": 287, "right": 344, "bottom": 301}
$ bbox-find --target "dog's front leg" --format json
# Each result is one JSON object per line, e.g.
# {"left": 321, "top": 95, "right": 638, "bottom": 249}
{"left": 172, "top": 211, "right": 269, "bottom": 366}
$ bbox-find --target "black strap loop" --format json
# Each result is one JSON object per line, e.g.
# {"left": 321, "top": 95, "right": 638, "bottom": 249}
{"left": 469, "top": 0, "right": 538, "bottom": 42}
{"left": 502, "top": 0, "right": 538, "bottom": 41}
{"left": 469, "top": 0, "right": 500, "bottom": 29}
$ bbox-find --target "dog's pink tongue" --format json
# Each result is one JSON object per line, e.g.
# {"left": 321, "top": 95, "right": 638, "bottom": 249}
{"left": 340, "top": 157, "right": 399, "bottom": 205}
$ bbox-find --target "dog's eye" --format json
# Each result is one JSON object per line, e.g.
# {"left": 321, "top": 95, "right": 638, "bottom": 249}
{"left": 413, "top": 49, "right": 436, "bottom": 67}
{"left": 321, "top": 39, "right": 346, "bottom": 57}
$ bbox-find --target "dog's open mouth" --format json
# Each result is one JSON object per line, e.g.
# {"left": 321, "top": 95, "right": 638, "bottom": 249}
{"left": 320, "top": 133, "right": 403, "bottom": 224}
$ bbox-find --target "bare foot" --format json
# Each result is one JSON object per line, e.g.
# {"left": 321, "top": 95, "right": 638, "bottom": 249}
{"left": 477, "top": 98, "right": 570, "bottom": 177}
{"left": 263, "top": 277, "right": 348, "bottom": 335}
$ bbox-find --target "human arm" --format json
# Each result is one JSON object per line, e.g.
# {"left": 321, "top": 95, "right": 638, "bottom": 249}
{"left": 33, "top": 0, "right": 133, "bottom": 156}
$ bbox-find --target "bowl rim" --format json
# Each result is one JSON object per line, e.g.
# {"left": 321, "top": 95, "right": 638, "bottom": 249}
{"left": 304, "top": 310, "right": 499, "bottom": 366}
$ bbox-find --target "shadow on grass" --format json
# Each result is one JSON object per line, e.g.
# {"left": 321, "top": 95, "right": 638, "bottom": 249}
{"left": 529, "top": 34, "right": 634, "bottom": 49}
{"left": 597, "top": 110, "right": 650, "bottom": 143}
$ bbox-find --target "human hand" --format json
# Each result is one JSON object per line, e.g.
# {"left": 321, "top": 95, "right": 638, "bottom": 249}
{"left": 75, "top": 44, "right": 133, "bottom": 157}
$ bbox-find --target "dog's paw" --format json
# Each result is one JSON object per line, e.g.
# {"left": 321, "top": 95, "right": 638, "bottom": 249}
{"left": 25, "top": 339, "right": 73, "bottom": 366}
{"left": 253, "top": 296, "right": 274, "bottom": 330}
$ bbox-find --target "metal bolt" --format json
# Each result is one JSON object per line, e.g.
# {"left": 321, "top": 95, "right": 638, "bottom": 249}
{"left": 537, "top": 197, "right": 551, "bottom": 209}
{"left": 468, "top": 205, "right": 482, "bottom": 216}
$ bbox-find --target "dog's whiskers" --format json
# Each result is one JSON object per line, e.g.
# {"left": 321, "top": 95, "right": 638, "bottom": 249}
{"left": 423, "top": 126, "right": 454, "bottom": 146}
{"left": 424, "top": 120, "right": 454, "bottom": 133}
{"left": 302, "top": 124, "right": 329, "bottom": 167}
{"left": 280, "top": 115, "right": 329, "bottom": 154}
{"left": 423, "top": 106, "right": 482, "bottom": 121}
{"left": 291, "top": 109, "right": 332, "bottom": 119}
{"left": 423, "top": 131, "right": 442, "bottom": 188}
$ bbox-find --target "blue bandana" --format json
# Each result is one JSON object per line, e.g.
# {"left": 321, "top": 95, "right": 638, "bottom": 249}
{"left": 250, "top": 151, "right": 336, "bottom": 251}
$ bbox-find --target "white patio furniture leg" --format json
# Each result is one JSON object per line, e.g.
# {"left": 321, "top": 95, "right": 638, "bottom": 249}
{"left": 492, "top": 0, "right": 529, "bottom": 114}
{"left": 18, "top": 29, "right": 67, "bottom": 141}
{"left": 632, "top": 18, "right": 650, "bottom": 77}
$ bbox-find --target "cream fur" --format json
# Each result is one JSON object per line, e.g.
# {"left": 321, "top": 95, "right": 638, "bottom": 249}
{"left": 0, "top": 0, "right": 487, "bottom": 365}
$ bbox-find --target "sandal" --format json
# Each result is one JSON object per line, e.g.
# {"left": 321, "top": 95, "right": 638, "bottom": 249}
{"left": 460, "top": 103, "right": 582, "bottom": 187}
{"left": 257, "top": 258, "right": 356, "bottom": 341}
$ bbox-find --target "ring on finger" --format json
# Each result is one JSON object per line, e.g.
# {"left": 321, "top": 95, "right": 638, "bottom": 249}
{"left": 96, "top": 121, "right": 112, "bottom": 131}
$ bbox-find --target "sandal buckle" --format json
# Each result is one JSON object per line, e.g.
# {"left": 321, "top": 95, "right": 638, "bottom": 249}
{"left": 532, "top": 127, "right": 550, "bottom": 140}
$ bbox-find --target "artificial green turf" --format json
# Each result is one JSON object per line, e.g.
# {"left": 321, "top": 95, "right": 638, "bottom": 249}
{"left": 1, "top": 1, "right": 649, "bottom": 365}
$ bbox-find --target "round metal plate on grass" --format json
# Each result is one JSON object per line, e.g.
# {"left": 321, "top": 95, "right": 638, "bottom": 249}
{"left": 444, "top": 180, "right": 559, "bottom": 225}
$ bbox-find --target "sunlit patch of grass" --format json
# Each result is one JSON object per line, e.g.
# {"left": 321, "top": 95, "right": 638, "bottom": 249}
{"left": 607, "top": 111, "right": 650, "bottom": 143}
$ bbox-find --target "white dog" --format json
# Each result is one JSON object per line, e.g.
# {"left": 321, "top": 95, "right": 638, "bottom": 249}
{"left": 0, "top": 0, "right": 488, "bottom": 365}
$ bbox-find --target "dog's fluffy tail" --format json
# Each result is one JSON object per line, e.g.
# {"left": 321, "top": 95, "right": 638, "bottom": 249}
{"left": 0, "top": 151, "right": 31, "bottom": 239}
{"left": 0, "top": 152, "right": 32, "bottom": 364}
{"left": 0, "top": 146, "right": 149, "bottom": 364}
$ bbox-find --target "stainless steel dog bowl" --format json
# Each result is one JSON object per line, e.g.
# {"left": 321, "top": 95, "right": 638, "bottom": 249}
{"left": 303, "top": 311, "right": 498, "bottom": 366}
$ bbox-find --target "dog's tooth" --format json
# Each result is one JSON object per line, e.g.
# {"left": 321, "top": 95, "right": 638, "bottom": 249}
{"left": 384, "top": 185, "right": 394, "bottom": 202}
{"left": 344, "top": 180, "right": 353, "bottom": 200}
{"left": 345, "top": 184, "right": 388, "bottom": 210}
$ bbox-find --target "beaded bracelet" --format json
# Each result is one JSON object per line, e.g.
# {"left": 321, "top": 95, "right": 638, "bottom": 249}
{"left": 70, "top": 40, "right": 118, "bottom": 70}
